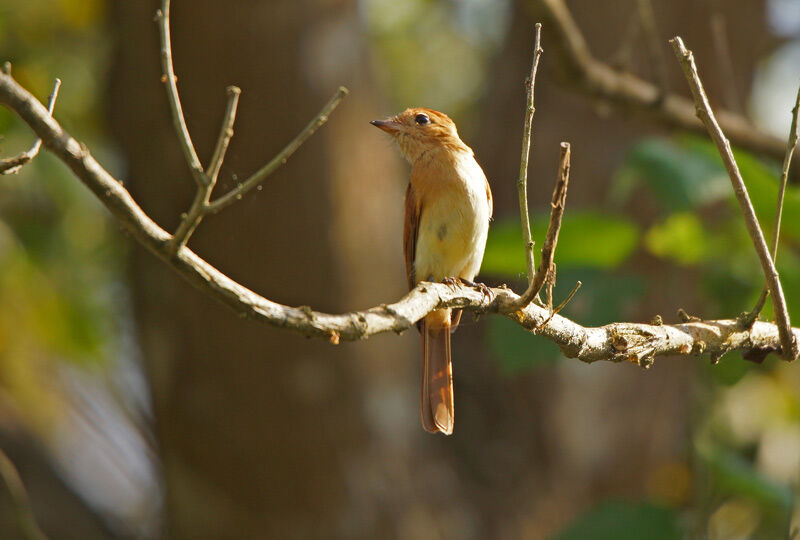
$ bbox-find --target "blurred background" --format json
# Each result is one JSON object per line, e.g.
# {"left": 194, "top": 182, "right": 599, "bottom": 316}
{"left": 0, "top": 0, "right": 799, "bottom": 538}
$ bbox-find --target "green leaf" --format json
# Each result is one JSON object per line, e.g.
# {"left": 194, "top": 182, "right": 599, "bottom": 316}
{"left": 698, "top": 445, "right": 793, "bottom": 513}
{"left": 614, "top": 137, "right": 731, "bottom": 211}
{"left": 644, "top": 212, "right": 708, "bottom": 266}
{"left": 482, "top": 218, "right": 528, "bottom": 279}
{"left": 483, "top": 212, "right": 640, "bottom": 278}
{"left": 556, "top": 212, "right": 640, "bottom": 269}
{"left": 551, "top": 501, "right": 681, "bottom": 540}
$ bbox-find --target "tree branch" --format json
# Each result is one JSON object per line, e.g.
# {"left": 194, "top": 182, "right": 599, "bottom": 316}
{"left": 746, "top": 83, "right": 800, "bottom": 322}
{"left": 513, "top": 141, "right": 570, "bottom": 310}
{"left": 206, "top": 85, "right": 241, "bottom": 184}
{"left": 0, "top": 78, "right": 60, "bottom": 175}
{"left": 0, "top": 448, "right": 48, "bottom": 540}
{"left": 155, "top": 0, "right": 346, "bottom": 254}
{"left": 671, "top": 36, "right": 798, "bottom": 360}
{"left": 635, "top": 0, "right": 669, "bottom": 100}
{"left": 168, "top": 85, "right": 240, "bottom": 252}
{"left": 167, "top": 85, "right": 347, "bottom": 253}
{"left": 515, "top": 23, "right": 544, "bottom": 299}
{"left": 3, "top": 70, "right": 800, "bottom": 366}
{"left": 708, "top": 3, "right": 742, "bottom": 113}
{"left": 155, "top": 0, "right": 205, "bottom": 187}
{"left": 531, "top": 0, "right": 792, "bottom": 169}
{"left": 206, "top": 86, "right": 348, "bottom": 214}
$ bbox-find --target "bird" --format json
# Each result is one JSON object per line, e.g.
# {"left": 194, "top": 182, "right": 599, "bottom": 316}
{"left": 371, "top": 108, "right": 493, "bottom": 435}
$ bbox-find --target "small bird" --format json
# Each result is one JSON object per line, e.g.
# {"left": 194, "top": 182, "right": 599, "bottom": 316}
{"left": 371, "top": 108, "right": 493, "bottom": 435}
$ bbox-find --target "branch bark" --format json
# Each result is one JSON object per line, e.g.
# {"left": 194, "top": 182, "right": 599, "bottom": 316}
{"left": 516, "top": 23, "right": 544, "bottom": 289}
{"left": 747, "top": 83, "right": 800, "bottom": 321}
{"left": 531, "top": 0, "right": 792, "bottom": 169}
{"left": 0, "top": 78, "right": 60, "bottom": 175}
{"left": 513, "top": 141, "right": 570, "bottom": 310}
{"left": 2, "top": 69, "right": 800, "bottom": 366}
{"left": 670, "top": 36, "right": 798, "bottom": 360}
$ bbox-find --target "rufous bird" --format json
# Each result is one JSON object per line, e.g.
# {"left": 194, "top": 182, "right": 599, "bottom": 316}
{"left": 371, "top": 108, "right": 493, "bottom": 435}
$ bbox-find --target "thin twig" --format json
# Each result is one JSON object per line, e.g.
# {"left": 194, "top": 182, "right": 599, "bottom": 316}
{"left": 3, "top": 70, "right": 800, "bottom": 364}
{"left": 168, "top": 86, "right": 347, "bottom": 252}
{"left": 155, "top": 0, "right": 206, "bottom": 187}
{"left": 609, "top": 9, "right": 640, "bottom": 71}
{"left": 0, "top": 448, "right": 48, "bottom": 540}
{"left": 513, "top": 141, "right": 571, "bottom": 309}
{"left": 168, "top": 85, "right": 241, "bottom": 252}
{"left": 537, "top": 279, "right": 582, "bottom": 330}
{"left": 709, "top": 6, "right": 742, "bottom": 113}
{"left": 206, "top": 85, "right": 241, "bottom": 184}
{"left": 516, "top": 23, "right": 544, "bottom": 292}
{"left": 0, "top": 78, "right": 60, "bottom": 175}
{"left": 745, "top": 83, "right": 800, "bottom": 323}
{"left": 554, "top": 280, "right": 581, "bottom": 314}
{"left": 635, "top": 0, "right": 669, "bottom": 101}
{"left": 671, "top": 36, "right": 798, "bottom": 360}
{"left": 207, "top": 86, "right": 348, "bottom": 214}
{"left": 169, "top": 187, "right": 207, "bottom": 253}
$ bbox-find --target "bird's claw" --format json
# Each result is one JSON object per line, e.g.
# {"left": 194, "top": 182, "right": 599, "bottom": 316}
{"left": 442, "top": 276, "right": 459, "bottom": 287}
{"left": 456, "top": 278, "right": 494, "bottom": 303}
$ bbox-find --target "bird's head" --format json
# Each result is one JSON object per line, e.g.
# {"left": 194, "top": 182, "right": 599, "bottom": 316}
{"left": 370, "top": 108, "right": 470, "bottom": 164}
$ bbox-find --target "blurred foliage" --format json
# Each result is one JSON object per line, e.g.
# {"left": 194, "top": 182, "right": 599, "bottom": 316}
{"left": 362, "top": 0, "right": 510, "bottom": 124}
{"left": 0, "top": 0, "right": 118, "bottom": 432}
{"left": 483, "top": 125, "right": 800, "bottom": 535}
{"left": 483, "top": 211, "right": 640, "bottom": 277}
{"left": 551, "top": 500, "right": 681, "bottom": 540}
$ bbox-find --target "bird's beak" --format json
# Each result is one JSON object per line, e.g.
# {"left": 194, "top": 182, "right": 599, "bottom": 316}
{"left": 370, "top": 119, "right": 402, "bottom": 134}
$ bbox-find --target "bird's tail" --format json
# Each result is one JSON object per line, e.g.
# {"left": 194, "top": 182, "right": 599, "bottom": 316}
{"left": 420, "top": 310, "right": 454, "bottom": 435}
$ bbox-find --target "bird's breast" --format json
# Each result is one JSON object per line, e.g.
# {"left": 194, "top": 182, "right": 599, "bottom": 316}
{"left": 413, "top": 153, "right": 490, "bottom": 282}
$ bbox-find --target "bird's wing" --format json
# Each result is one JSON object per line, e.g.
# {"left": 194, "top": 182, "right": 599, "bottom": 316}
{"left": 403, "top": 181, "right": 421, "bottom": 291}
{"left": 485, "top": 175, "right": 493, "bottom": 220}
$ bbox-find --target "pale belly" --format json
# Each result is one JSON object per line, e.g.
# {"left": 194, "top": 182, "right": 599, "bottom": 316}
{"left": 414, "top": 185, "right": 489, "bottom": 283}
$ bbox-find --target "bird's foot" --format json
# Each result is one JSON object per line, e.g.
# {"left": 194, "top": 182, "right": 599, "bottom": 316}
{"left": 442, "top": 276, "right": 460, "bottom": 287}
{"left": 457, "top": 278, "right": 494, "bottom": 303}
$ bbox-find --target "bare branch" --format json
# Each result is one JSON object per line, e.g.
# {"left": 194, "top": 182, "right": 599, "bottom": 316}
{"left": 516, "top": 23, "right": 544, "bottom": 292}
{"left": 207, "top": 86, "right": 348, "bottom": 214}
{"left": 671, "top": 36, "right": 798, "bottom": 360}
{"left": 747, "top": 83, "right": 800, "bottom": 322}
{"left": 635, "top": 0, "right": 669, "bottom": 99}
{"left": 167, "top": 86, "right": 347, "bottom": 253}
{"left": 0, "top": 448, "right": 48, "bottom": 540}
{"left": 155, "top": 0, "right": 206, "bottom": 187}
{"left": 0, "top": 78, "right": 60, "bottom": 175}
{"left": 532, "top": 0, "right": 791, "bottom": 168}
{"left": 3, "top": 70, "right": 799, "bottom": 366}
{"left": 513, "top": 141, "right": 570, "bottom": 310}
{"left": 167, "top": 85, "right": 241, "bottom": 253}
{"left": 206, "top": 85, "right": 241, "bottom": 184}
{"left": 609, "top": 9, "right": 640, "bottom": 71}
{"left": 709, "top": 7, "right": 742, "bottom": 113}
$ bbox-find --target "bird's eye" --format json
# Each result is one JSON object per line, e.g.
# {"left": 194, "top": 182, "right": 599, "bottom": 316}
{"left": 415, "top": 113, "right": 430, "bottom": 125}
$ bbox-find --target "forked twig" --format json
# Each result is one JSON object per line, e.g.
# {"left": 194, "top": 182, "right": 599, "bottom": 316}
{"left": 671, "top": 36, "right": 798, "bottom": 360}
{"left": 513, "top": 141, "right": 571, "bottom": 310}
{"left": 156, "top": 0, "right": 348, "bottom": 253}
{"left": 0, "top": 78, "right": 60, "bottom": 175}
{"left": 206, "top": 87, "right": 348, "bottom": 214}
{"left": 516, "top": 23, "right": 544, "bottom": 288}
